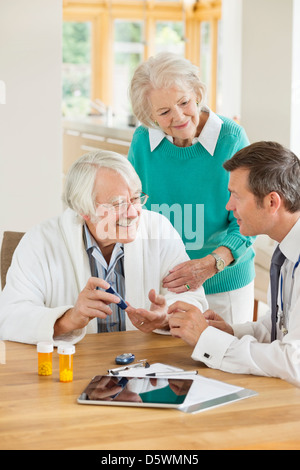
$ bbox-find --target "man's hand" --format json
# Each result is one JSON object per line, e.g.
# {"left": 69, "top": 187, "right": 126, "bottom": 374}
{"left": 204, "top": 310, "right": 234, "bottom": 336}
{"left": 126, "top": 289, "right": 169, "bottom": 333}
{"left": 168, "top": 301, "right": 209, "bottom": 347}
{"left": 168, "top": 304, "right": 234, "bottom": 347}
{"left": 54, "top": 277, "right": 121, "bottom": 336}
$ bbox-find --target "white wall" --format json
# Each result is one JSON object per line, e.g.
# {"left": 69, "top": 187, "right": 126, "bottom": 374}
{"left": 218, "top": 0, "right": 242, "bottom": 120}
{"left": 0, "top": 0, "right": 63, "bottom": 249}
{"left": 291, "top": 0, "right": 300, "bottom": 156}
{"left": 241, "top": 0, "right": 294, "bottom": 146}
{"left": 220, "top": 0, "right": 300, "bottom": 156}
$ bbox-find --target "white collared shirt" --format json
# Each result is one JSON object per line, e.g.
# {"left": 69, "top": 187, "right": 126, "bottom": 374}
{"left": 148, "top": 106, "right": 223, "bottom": 155}
{"left": 192, "top": 217, "right": 300, "bottom": 387}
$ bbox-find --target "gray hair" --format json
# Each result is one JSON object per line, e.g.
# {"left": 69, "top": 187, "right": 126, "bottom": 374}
{"left": 63, "top": 150, "right": 142, "bottom": 220}
{"left": 130, "top": 52, "right": 207, "bottom": 129}
{"left": 223, "top": 141, "right": 300, "bottom": 213}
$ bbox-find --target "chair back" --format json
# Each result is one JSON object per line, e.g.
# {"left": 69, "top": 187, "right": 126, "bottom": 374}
{"left": 1, "top": 231, "right": 25, "bottom": 289}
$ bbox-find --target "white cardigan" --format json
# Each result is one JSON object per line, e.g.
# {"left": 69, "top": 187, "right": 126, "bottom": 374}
{"left": 0, "top": 208, "right": 207, "bottom": 345}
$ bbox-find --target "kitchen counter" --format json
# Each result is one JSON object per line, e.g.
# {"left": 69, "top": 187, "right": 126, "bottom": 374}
{"left": 62, "top": 116, "right": 137, "bottom": 173}
{"left": 63, "top": 116, "right": 136, "bottom": 142}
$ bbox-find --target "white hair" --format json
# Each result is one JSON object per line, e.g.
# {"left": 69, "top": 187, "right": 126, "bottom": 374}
{"left": 63, "top": 150, "right": 142, "bottom": 220}
{"left": 129, "top": 52, "right": 207, "bottom": 129}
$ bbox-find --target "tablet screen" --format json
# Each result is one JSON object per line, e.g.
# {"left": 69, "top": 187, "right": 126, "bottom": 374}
{"left": 78, "top": 375, "right": 194, "bottom": 407}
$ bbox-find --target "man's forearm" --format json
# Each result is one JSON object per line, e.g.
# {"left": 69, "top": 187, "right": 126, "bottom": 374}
{"left": 53, "top": 308, "right": 78, "bottom": 337}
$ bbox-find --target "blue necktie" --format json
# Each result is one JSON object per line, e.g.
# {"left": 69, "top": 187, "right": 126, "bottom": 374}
{"left": 270, "top": 246, "right": 286, "bottom": 342}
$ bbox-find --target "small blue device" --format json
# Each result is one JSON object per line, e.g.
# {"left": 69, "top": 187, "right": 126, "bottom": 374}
{"left": 115, "top": 353, "right": 135, "bottom": 365}
{"left": 105, "top": 285, "right": 128, "bottom": 310}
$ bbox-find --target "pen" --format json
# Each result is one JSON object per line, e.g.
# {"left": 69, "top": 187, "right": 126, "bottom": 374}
{"left": 108, "top": 360, "right": 149, "bottom": 375}
{"left": 146, "top": 370, "right": 198, "bottom": 377}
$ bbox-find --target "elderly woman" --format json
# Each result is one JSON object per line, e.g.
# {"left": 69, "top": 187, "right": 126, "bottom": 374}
{"left": 128, "top": 52, "right": 255, "bottom": 323}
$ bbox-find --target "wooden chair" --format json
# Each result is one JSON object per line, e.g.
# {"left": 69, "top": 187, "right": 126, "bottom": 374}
{"left": 1, "top": 231, "right": 25, "bottom": 290}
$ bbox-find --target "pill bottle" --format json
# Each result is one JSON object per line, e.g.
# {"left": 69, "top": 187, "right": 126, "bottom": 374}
{"left": 37, "top": 342, "right": 53, "bottom": 376}
{"left": 58, "top": 344, "right": 75, "bottom": 383}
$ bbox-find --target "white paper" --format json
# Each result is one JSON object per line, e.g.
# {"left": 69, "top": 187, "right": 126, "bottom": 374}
{"left": 108, "top": 362, "right": 184, "bottom": 377}
{"left": 107, "top": 362, "right": 257, "bottom": 413}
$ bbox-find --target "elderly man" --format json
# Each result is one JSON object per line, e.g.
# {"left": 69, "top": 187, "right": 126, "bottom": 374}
{"left": 0, "top": 151, "right": 207, "bottom": 345}
{"left": 169, "top": 141, "right": 300, "bottom": 387}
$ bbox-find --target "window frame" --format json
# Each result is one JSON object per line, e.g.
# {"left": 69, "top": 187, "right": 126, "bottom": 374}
{"left": 63, "top": 0, "right": 222, "bottom": 111}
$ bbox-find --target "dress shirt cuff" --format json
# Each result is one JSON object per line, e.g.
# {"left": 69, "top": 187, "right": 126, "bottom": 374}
{"left": 232, "top": 322, "right": 255, "bottom": 339}
{"left": 191, "top": 326, "right": 236, "bottom": 369}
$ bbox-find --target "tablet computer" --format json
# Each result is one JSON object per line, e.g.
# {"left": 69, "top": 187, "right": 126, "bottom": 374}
{"left": 77, "top": 375, "right": 194, "bottom": 410}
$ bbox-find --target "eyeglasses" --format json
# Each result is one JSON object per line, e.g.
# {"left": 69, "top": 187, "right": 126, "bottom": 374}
{"left": 96, "top": 192, "right": 149, "bottom": 214}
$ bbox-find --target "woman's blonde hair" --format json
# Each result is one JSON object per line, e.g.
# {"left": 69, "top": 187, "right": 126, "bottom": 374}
{"left": 130, "top": 52, "right": 206, "bottom": 128}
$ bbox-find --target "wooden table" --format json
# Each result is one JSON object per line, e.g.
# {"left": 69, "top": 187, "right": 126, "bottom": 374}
{"left": 1, "top": 331, "right": 300, "bottom": 450}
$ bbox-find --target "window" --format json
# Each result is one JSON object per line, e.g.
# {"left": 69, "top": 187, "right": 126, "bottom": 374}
{"left": 200, "top": 22, "right": 211, "bottom": 103}
{"left": 62, "top": 21, "right": 92, "bottom": 117}
{"left": 155, "top": 22, "right": 185, "bottom": 55}
{"left": 113, "top": 20, "right": 144, "bottom": 120}
{"left": 216, "top": 19, "right": 223, "bottom": 113}
{"left": 63, "top": 0, "right": 222, "bottom": 117}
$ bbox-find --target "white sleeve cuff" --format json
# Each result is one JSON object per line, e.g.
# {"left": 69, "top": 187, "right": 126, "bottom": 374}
{"left": 191, "top": 326, "right": 236, "bottom": 369}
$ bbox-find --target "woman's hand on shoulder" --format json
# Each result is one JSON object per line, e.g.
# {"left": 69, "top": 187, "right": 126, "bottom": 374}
{"left": 162, "top": 257, "right": 216, "bottom": 293}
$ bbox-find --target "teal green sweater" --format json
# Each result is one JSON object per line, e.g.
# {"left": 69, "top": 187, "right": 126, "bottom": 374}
{"left": 128, "top": 116, "right": 255, "bottom": 295}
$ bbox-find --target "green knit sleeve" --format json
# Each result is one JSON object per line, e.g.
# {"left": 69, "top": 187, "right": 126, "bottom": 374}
{"left": 221, "top": 211, "right": 256, "bottom": 262}
{"left": 128, "top": 137, "right": 135, "bottom": 165}
{"left": 128, "top": 126, "right": 147, "bottom": 166}
{"left": 232, "top": 124, "right": 250, "bottom": 154}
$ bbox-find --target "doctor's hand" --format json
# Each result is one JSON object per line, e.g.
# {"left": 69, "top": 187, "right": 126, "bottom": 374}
{"left": 126, "top": 289, "right": 169, "bottom": 333}
{"left": 168, "top": 301, "right": 209, "bottom": 347}
{"left": 54, "top": 277, "right": 121, "bottom": 336}
{"left": 204, "top": 310, "right": 234, "bottom": 336}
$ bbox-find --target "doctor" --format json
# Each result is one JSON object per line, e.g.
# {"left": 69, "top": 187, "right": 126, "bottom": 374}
{"left": 0, "top": 150, "right": 207, "bottom": 345}
{"left": 169, "top": 141, "right": 300, "bottom": 387}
